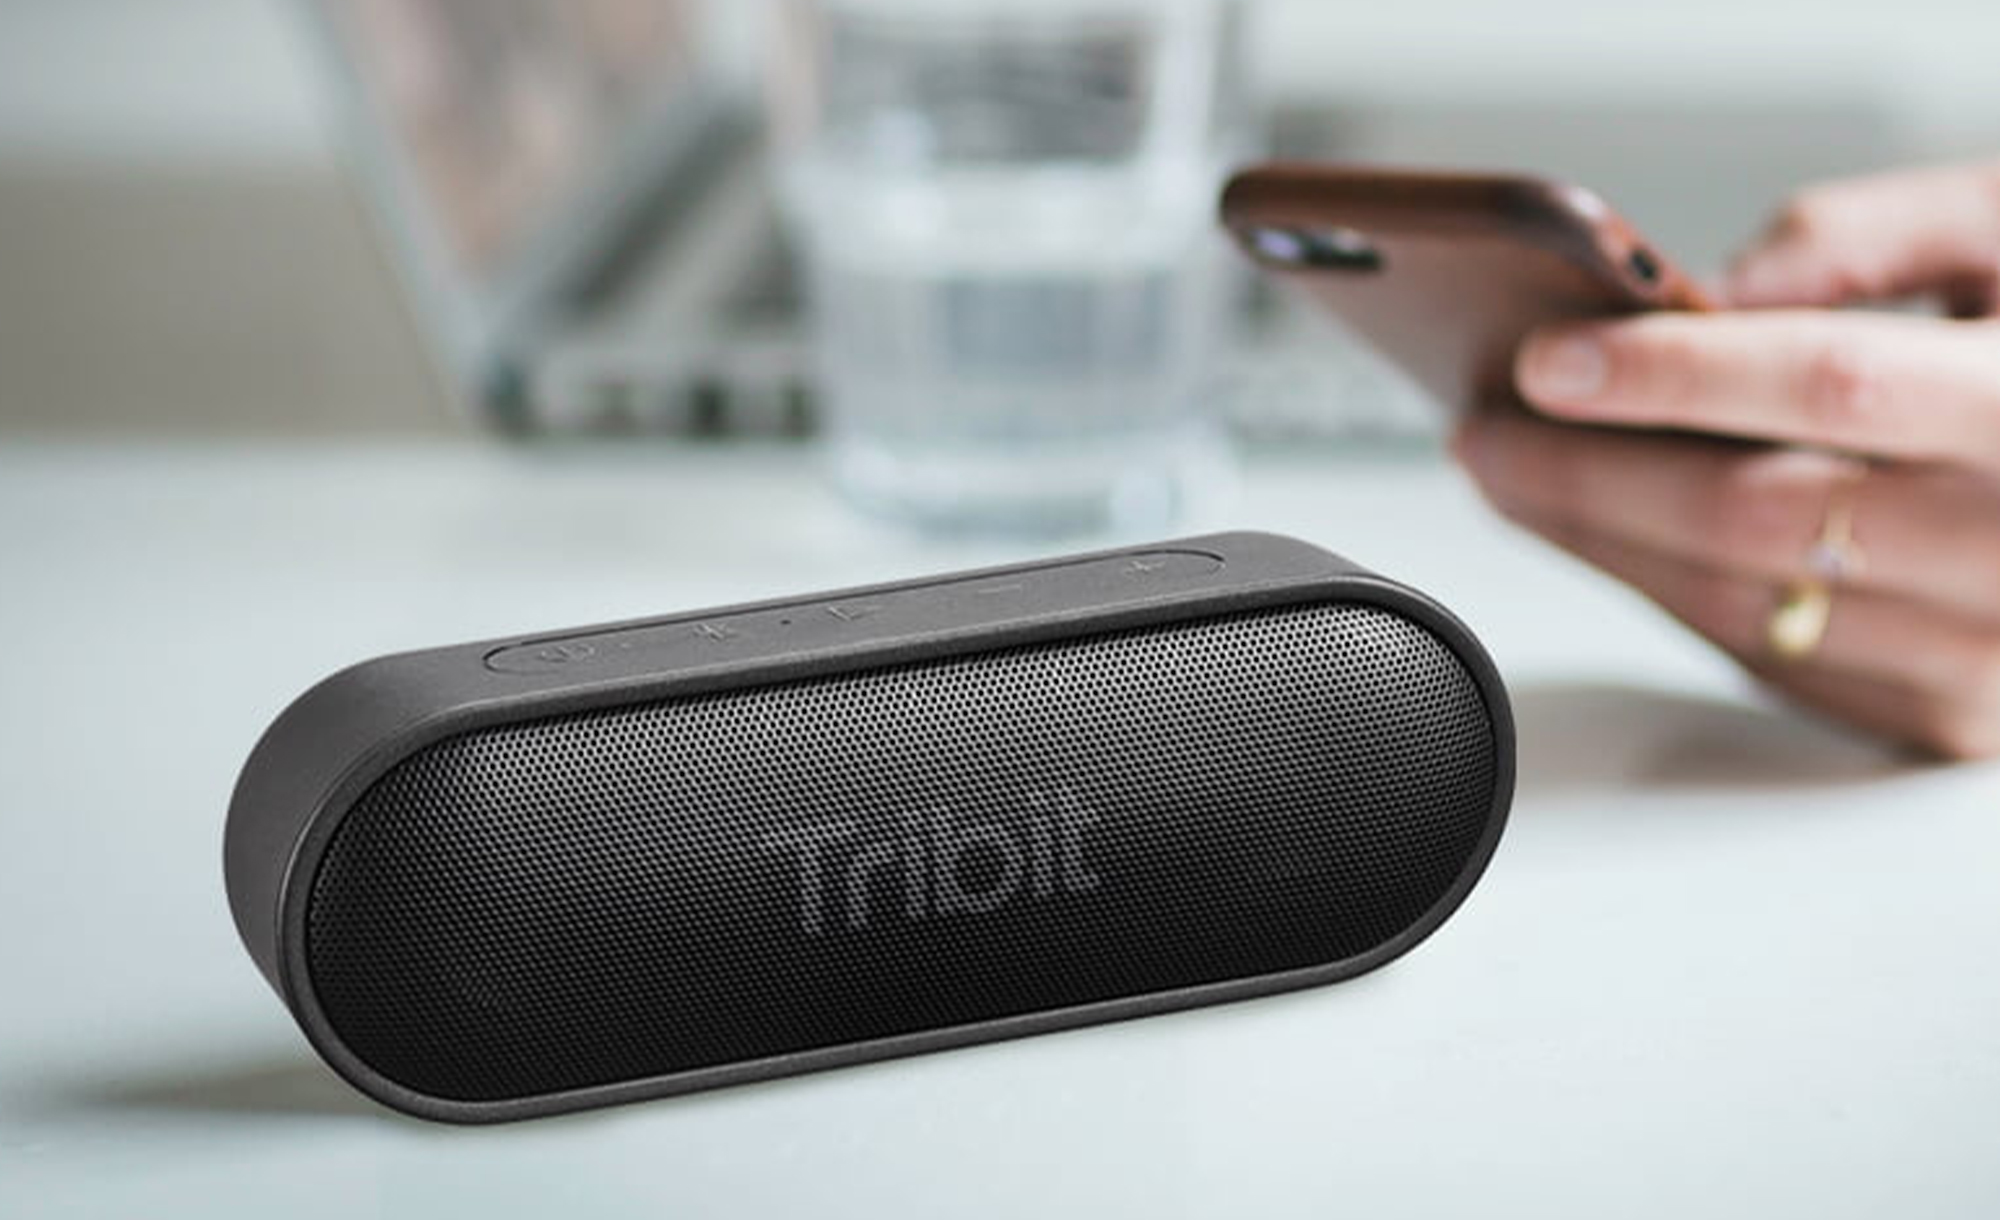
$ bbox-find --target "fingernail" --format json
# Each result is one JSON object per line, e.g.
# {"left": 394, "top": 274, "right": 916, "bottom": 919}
{"left": 1726, "top": 260, "right": 1772, "bottom": 297}
{"left": 1524, "top": 332, "right": 1608, "bottom": 403}
{"left": 1724, "top": 259, "right": 1785, "bottom": 305}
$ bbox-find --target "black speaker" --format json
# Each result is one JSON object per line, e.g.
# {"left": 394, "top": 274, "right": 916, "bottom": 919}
{"left": 225, "top": 531, "right": 1513, "bottom": 1123}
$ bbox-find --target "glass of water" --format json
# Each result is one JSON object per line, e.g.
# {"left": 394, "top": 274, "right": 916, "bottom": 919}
{"left": 772, "top": 0, "right": 1246, "bottom": 537}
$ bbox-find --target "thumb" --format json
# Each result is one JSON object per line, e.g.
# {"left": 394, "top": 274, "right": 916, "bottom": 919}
{"left": 1724, "top": 161, "right": 2000, "bottom": 310}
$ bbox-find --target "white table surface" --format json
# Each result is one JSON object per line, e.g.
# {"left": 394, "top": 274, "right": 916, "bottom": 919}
{"left": 2, "top": 440, "right": 1995, "bottom": 1219}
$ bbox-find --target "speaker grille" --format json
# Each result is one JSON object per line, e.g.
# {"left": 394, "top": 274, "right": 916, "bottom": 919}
{"left": 305, "top": 602, "right": 1497, "bottom": 1102}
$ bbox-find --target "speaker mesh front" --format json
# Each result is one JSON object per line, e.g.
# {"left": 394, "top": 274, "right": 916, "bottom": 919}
{"left": 305, "top": 603, "right": 1497, "bottom": 1102}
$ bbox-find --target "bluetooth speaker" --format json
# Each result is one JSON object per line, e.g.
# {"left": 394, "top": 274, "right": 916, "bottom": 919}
{"left": 225, "top": 531, "right": 1513, "bottom": 1122}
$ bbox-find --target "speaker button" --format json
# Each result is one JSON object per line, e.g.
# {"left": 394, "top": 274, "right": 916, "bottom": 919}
{"left": 1117, "top": 551, "right": 1219, "bottom": 578}
{"left": 823, "top": 602, "right": 883, "bottom": 623}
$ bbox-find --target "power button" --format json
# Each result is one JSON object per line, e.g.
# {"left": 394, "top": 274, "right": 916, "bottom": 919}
{"left": 489, "top": 639, "right": 603, "bottom": 675}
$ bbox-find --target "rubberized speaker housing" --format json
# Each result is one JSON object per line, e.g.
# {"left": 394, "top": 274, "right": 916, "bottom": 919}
{"left": 225, "top": 532, "right": 1514, "bottom": 1123}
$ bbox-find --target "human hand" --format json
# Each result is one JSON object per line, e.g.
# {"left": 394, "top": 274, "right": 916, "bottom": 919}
{"left": 1455, "top": 161, "right": 2000, "bottom": 758}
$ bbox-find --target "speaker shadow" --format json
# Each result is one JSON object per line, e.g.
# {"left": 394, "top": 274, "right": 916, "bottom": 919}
{"left": 1509, "top": 678, "right": 1913, "bottom": 795}
{"left": 29, "top": 1054, "right": 388, "bottom": 1124}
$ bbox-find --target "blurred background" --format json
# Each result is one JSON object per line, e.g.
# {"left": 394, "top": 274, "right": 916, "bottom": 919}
{"left": 1, "top": 0, "right": 1995, "bottom": 448}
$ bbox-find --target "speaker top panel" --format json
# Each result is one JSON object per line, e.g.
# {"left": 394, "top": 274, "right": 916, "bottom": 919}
{"left": 482, "top": 548, "right": 1228, "bottom": 676}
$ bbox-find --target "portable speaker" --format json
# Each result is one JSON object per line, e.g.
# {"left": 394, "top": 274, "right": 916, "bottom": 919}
{"left": 225, "top": 531, "right": 1513, "bottom": 1123}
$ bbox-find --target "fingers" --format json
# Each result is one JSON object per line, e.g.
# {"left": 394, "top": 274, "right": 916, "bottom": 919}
{"left": 1740, "top": 661, "right": 1997, "bottom": 762}
{"left": 1513, "top": 310, "right": 2000, "bottom": 471}
{"left": 1723, "top": 161, "right": 2000, "bottom": 310}
{"left": 1490, "top": 499, "right": 2000, "bottom": 759}
{"left": 1456, "top": 408, "right": 2000, "bottom": 628}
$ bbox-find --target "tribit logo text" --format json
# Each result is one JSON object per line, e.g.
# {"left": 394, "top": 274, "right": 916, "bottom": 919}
{"left": 763, "top": 788, "right": 1101, "bottom": 936}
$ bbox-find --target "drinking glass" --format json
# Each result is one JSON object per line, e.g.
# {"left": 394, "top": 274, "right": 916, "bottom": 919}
{"left": 771, "top": 0, "right": 1246, "bottom": 537}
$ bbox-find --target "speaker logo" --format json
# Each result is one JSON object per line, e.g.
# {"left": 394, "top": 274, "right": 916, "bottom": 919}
{"left": 764, "top": 789, "right": 1101, "bottom": 936}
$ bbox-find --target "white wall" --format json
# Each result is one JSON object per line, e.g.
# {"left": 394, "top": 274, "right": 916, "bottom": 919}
{"left": 0, "top": 0, "right": 332, "bottom": 163}
{"left": 2, "top": 0, "right": 1997, "bottom": 167}
{"left": 1258, "top": 0, "right": 2000, "bottom": 154}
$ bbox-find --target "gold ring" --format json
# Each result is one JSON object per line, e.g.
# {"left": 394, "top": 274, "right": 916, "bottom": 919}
{"left": 1766, "top": 462, "right": 1867, "bottom": 662}
{"left": 1767, "top": 580, "right": 1834, "bottom": 661}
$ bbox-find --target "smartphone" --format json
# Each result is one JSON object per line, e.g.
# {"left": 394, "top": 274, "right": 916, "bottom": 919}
{"left": 1220, "top": 163, "right": 1712, "bottom": 414}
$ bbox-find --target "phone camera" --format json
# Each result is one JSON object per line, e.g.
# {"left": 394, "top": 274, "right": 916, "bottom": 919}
{"left": 1246, "top": 226, "right": 1384, "bottom": 274}
{"left": 1626, "top": 245, "right": 1662, "bottom": 285}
